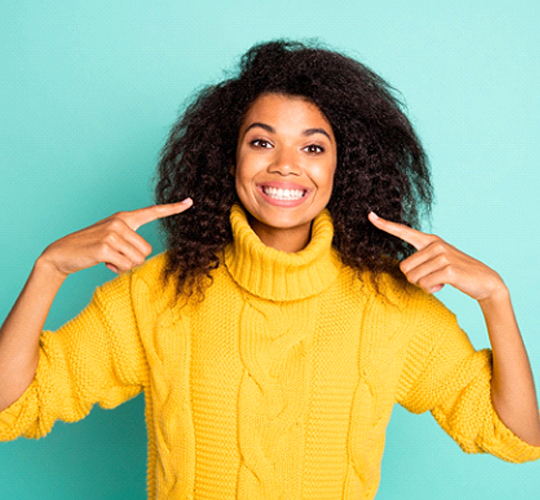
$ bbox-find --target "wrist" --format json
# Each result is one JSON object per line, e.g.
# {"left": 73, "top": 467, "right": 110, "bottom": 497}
{"left": 34, "top": 253, "right": 69, "bottom": 286}
{"left": 478, "top": 281, "right": 511, "bottom": 317}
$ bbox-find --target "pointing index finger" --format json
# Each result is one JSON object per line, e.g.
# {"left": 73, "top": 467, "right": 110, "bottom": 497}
{"left": 368, "top": 211, "right": 432, "bottom": 250}
{"left": 127, "top": 198, "right": 193, "bottom": 231}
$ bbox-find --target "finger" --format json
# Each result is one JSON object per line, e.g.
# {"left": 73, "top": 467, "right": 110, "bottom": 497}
{"left": 126, "top": 198, "right": 193, "bottom": 231}
{"left": 368, "top": 212, "right": 433, "bottom": 251}
{"left": 94, "top": 216, "right": 153, "bottom": 257}
{"left": 117, "top": 228, "right": 153, "bottom": 257}
{"left": 416, "top": 269, "right": 452, "bottom": 294}
{"left": 411, "top": 260, "right": 464, "bottom": 294}
{"left": 102, "top": 232, "right": 149, "bottom": 268}
{"left": 398, "top": 240, "right": 449, "bottom": 275}
{"left": 102, "top": 252, "right": 139, "bottom": 274}
{"left": 401, "top": 253, "right": 451, "bottom": 287}
{"left": 104, "top": 259, "right": 138, "bottom": 275}
{"left": 94, "top": 235, "right": 147, "bottom": 273}
{"left": 404, "top": 263, "right": 447, "bottom": 294}
{"left": 99, "top": 247, "right": 136, "bottom": 274}
{"left": 105, "top": 262, "right": 120, "bottom": 274}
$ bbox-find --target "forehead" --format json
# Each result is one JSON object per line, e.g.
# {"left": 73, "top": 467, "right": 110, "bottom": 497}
{"left": 241, "top": 93, "right": 333, "bottom": 132}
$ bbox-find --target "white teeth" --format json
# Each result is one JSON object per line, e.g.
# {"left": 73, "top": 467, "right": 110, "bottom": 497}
{"left": 262, "top": 186, "right": 306, "bottom": 200}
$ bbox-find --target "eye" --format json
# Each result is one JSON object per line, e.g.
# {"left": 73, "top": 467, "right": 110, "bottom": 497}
{"left": 304, "top": 144, "right": 325, "bottom": 154}
{"left": 250, "top": 139, "right": 273, "bottom": 149}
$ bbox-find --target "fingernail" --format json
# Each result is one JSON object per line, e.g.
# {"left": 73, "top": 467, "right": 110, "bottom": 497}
{"left": 369, "top": 211, "right": 379, "bottom": 219}
{"left": 182, "top": 197, "right": 193, "bottom": 204}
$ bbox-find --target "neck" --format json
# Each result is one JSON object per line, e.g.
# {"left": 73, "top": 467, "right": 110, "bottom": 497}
{"left": 247, "top": 216, "right": 312, "bottom": 253}
{"left": 225, "top": 204, "right": 340, "bottom": 301}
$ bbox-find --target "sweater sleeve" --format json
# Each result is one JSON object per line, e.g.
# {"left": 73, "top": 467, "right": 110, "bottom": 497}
{"left": 0, "top": 270, "right": 148, "bottom": 441}
{"left": 396, "top": 290, "right": 540, "bottom": 463}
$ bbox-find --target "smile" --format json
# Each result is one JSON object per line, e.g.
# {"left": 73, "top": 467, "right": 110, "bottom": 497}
{"left": 261, "top": 186, "right": 307, "bottom": 201}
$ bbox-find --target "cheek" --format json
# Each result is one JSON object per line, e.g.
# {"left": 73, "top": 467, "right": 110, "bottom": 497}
{"left": 235, "top": 153, "right": 266, "bottom": 187}
{"left": 313, "top": 163, "right": 337, "bottom": 191}
{"left": 235, "top": 166, "right": 250, "bottom": 190}
{"left": 234, "top": 160, "right": 256, "bottom": 200}
{"left": 233, "top": 156, "right": 247, "bottom": 185}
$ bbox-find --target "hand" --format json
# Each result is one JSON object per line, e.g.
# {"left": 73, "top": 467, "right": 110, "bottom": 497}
{"left": 368, "top": 212, "right": 506, "bottom": 302}
{"left": 39, "top": 198, "right": 193, "bottom": 278}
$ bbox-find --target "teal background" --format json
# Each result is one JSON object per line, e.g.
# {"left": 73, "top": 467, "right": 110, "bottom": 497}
{"left": 1, "top": 0, "right": 539, "bottom": 498}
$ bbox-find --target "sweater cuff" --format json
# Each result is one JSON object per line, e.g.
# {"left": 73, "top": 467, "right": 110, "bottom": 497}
{"left": 0, "top": 379, "right": 37, "bottom": 441}
{"left": 485, "top": 408, "right": 540, "bottom": 463}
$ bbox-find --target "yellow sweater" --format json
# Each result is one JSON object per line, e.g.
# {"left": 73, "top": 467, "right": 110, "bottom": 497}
{"left": 1, "top": 204, "right": 539, "bottom": 499}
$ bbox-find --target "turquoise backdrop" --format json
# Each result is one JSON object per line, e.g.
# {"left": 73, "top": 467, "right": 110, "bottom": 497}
{"left": 1, "top": 0, "right": 539, "bottom": 498}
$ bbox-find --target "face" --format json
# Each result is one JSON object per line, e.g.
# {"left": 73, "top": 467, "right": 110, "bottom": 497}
{"left": 234, "top": 93, "right": 337, "bottom": 251}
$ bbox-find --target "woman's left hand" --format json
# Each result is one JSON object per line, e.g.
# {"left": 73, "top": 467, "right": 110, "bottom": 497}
{"left": 370, "top": 212, "right": 540, "bottom": 446}
{"left": 368, "top": 212, "right": 506, "bottom": 302}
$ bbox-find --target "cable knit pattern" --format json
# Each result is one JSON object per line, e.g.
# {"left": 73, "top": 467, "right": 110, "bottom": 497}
{"left": 1, "top": 204, "right": 539, "bottom": 500}
{"left": 236, "top": 297, "right": 316, "bottom": 499}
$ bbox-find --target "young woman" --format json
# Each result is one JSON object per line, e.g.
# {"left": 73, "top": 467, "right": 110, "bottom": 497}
{"left": 1, "top": 40, "right": 539, "bottom": 500}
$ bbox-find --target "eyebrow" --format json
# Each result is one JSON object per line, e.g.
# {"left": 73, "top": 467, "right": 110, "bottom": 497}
{"left": 243, "top": 122, "right": 332, "bottom": 141}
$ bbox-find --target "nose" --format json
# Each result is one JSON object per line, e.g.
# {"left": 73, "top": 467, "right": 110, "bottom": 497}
{"left": 268, "top": 146, "right": 301, "bottom": 176}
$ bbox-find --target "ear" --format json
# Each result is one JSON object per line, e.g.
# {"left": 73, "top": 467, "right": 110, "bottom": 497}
{"left": 230, "top": 164, "right": 236, "bottom": 176}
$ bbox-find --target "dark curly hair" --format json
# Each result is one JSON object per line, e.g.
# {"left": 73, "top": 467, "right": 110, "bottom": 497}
{"left": 156, "top": 39, "right": 433, "bottom": 298}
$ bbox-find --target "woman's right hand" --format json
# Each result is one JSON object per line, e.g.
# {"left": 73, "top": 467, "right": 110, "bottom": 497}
{"left": 1, "top": 199, "right": 194, "bottom": 412}
{"left": 38, "top": 198, "right": 193, "bottom": 278}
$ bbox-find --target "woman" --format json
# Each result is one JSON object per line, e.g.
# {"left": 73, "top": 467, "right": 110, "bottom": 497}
{"left": 1, "top": 40, "right": 539, "bottom": 499}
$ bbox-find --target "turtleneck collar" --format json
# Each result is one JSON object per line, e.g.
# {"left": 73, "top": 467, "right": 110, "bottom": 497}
{"left": 224, "top": 204, "right": 341, "bottom": 301}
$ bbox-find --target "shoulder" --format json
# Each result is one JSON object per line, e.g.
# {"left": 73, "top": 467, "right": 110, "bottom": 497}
{"left": 130, "top": 252, "right": 169, "bottom": 287}
{"left": 367, "top": 271, "right": 457, "bottom": 325}
{"left": 94, "top": 252, "right": 175, "bottom": 309}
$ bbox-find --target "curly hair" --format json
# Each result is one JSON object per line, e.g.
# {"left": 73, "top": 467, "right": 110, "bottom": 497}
{"left": 156, "top": 39, "right": 433, "bottom": 298}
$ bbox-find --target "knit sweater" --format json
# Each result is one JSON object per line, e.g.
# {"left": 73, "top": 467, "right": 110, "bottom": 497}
{"left": 1, "top": 204, "right": 539, "bottom": 499}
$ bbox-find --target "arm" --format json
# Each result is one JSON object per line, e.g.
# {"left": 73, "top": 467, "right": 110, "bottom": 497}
{"left": 0, "top": 199, "right": 193, "bottom": 413}
{"left": 479, "top": 288, "right": 540, "bottom": 445}
{"left": 0, "top": 259, "right": 65, "bottom": 411}
{"left": 369, "top": 212, "right": 540, "bottom": 446}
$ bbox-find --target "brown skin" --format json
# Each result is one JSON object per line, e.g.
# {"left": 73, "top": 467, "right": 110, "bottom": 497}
{"left": 234, "top": 93, "right": 337, "bottom": 253}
